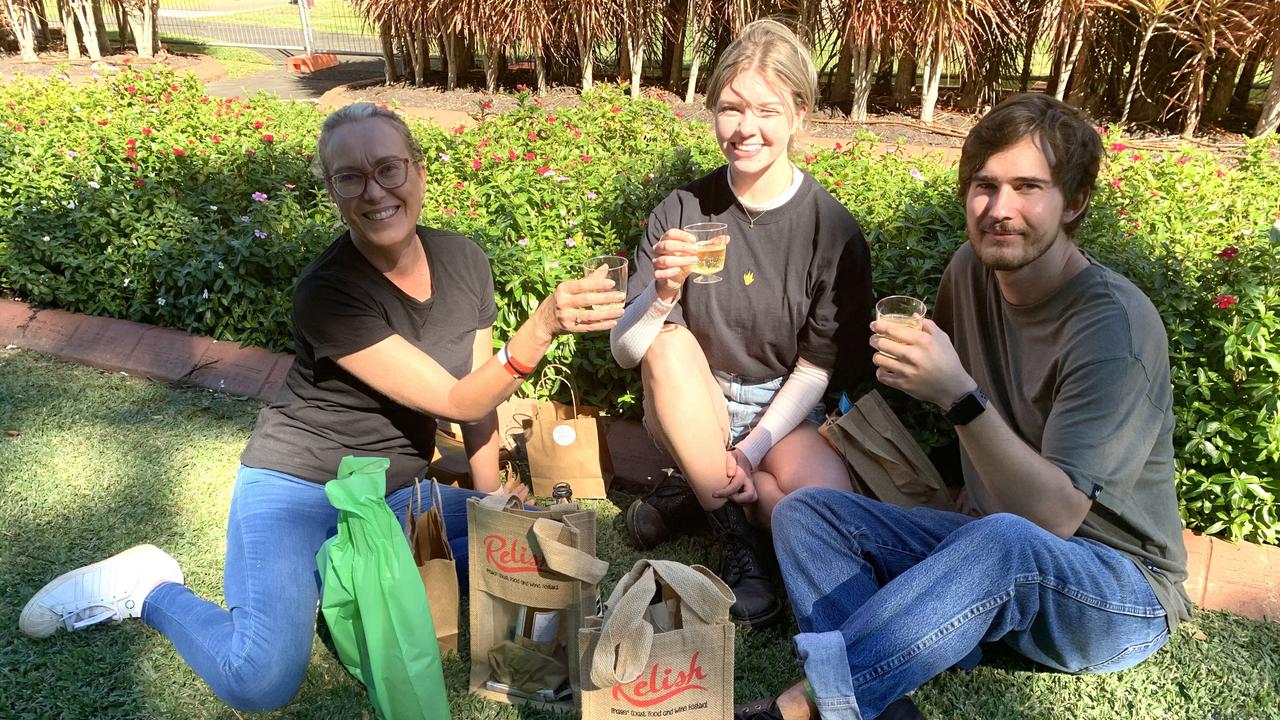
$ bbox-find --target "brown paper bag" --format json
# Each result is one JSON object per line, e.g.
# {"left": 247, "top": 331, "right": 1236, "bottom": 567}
{"left": 468, "top": 493, "right": 609, "bottom": 711}
{"left": 819, "top": 390, "right": 953, "bottom": 510}
{"left": 522, "top": 367, "right": 613, "bottom": 498}
{"left": 579, "top": 559, "right": 735, "bottom": 720}
{"left": 407, "top": 478, "right": 459, "bottom": 655}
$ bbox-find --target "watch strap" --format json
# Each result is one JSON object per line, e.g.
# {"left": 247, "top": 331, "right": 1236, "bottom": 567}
{"left": 945, "top": 387, "right": 989, "bottom": 426}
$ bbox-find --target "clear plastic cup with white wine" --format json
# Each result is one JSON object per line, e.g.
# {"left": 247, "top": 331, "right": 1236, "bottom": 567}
{"left": 684, "top": 222, "right": 729, "bottom": 285}
{"left": 875, "top": 295, "right": 926, "bottom": 358}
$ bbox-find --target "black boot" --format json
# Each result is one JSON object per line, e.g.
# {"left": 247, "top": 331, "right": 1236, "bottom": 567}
{"left": 707, "top": 502, "right": 783, "bottom": 628}
{"left": 625, "top": 469, "right": 709, "bottom": 550}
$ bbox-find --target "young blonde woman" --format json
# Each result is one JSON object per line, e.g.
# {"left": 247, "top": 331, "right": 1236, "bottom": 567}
{"left": 610, "top": 20, "right": 873, "bottom": 628}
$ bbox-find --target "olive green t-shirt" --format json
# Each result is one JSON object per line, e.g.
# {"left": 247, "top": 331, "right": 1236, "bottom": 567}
{"left": 935, "top": 243, "right": 1192, "bottom": 631}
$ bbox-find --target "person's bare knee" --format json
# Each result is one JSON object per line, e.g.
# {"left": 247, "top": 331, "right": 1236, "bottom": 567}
{"left": 762, "top": 424, "right": 852, "bottom": 496}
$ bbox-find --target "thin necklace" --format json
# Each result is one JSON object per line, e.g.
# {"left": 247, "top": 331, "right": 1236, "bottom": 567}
{"left": 741, "top": 204, "right": 767, "bottom": 228}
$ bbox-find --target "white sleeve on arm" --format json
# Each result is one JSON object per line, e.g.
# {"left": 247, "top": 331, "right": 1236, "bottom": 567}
{"left": 609, "top": 282, "right": 679, "bottom": 368}
{"left": 734, "top": 358, "right": 831, "bottom": 468}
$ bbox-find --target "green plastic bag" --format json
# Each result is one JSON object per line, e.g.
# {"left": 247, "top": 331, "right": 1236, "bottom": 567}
{"left": 317, "top": 456, "right": 450, "bottom": 720}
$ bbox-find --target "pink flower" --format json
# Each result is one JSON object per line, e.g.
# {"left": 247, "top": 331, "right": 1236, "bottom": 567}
{"left": 524, "top": 151, "right": 535, "bottom": 161}
{"left": 586, "top": 191, "right": 597, "bottom": 200}
{"left": 284, "top": 183, "right": 296, "bottom": 189}
{"left": 536, "top": 165, "right": 552, "bottom": 176}
{"left": 261, "top": 134, "right": 274, "bottom": 143}
{"left": 124, "top": 148, "right": 137, "bottom": 158}
{"left": 546, "top": 116, "right": 557, "bottom": 123}
{"left": 471, "top": 158, "right": 482, "bottom": 170}
{"left": 565, "top": 237, "right": 576, "bottom": 247}
{"left": 126, "top": 85, "right": 137, "bottom": 94}
{"left": 1109, "top": 143, "right": 1126, "bottom": 152}
{"left": 515, "top": 84, "right": 527, "bottom": 92}
{"left": 453, "top": 182, "right": 465, "bottom": 190}
{"left": 142, "top": 127, "right": 153, "bottom": 135}
{"left": 482, "top": 100, "right": 493, "bottom": 110}
{"left": 1215, "top": 294, "right": 1238, "bottom": 309}
{"left": 909, "top": 168, "right": 923, "bottom": 180}
{"left": 610, "top": 106, "right": 621, "bottom": 113}
{"left": 210, "top": 134, "right": 221, "bottom": 143}
{"left": 1217, "top": 246, "right": 1239, "bottom": 260}
{"left": 253, "top": 120, "right": 264, "bottom": 129}
{"left": 126, "top": 138, "right": 137, "bottom": 148}
{"left": 172, "top": 147, "right": 186, "bottom": 157}
{"left": 527, "top": 131, "right": 538, "bottom": 142}
{"left": 1176, "top": 156, "right": 1190, "bottom": 166}
{"left": 517, "top": 237, "right": 528, "bottom": 246}
{"left": 252, "top": 191, "right": 268, "bottom": 203}
{"left": 1110, "top": 178, "right": 1123, "bottom": 189}
{"left": 581, "top": 154, "right": 591, "bottom": 163}
{"left": 1130, "top": 153, "right": 1142, "bottom": 161}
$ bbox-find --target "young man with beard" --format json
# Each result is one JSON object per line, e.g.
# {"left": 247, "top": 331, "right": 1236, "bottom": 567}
{"left": 735, "top": 94, "right": 1191, "bottom": 720}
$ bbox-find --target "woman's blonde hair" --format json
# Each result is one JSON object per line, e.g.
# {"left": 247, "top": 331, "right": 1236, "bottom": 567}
{"left": 703, "top": 19, "right": 818, "bottom": 153}
{"left": 314, "top": 103, "right": 424, "bottom": 177}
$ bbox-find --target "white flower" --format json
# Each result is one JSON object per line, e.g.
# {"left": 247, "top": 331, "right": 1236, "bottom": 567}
{"left": 439, "top": 153, "right": 451, "bottom": 161}
{"left": 66, "top": 201, "right": 76, "bottom": 209}
{"left": 209, "top": 205, "right": 218, "bottom": 211}
{"left": 41, "top": 235, "right": 50, "bottom": 242}
{"left": 156, "top": 297, "right": 166, "bottom": 306}
{"left": 87, "top": 181, "right": 100, "bottom": 189}
{"left": 202, "top": 289, "right": 209, "bottom": 299}
{"left": 217, "top": 261, "right": 225, "bottom": 270}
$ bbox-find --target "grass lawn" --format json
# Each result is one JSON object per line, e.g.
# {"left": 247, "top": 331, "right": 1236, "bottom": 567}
{"left": 215, "top": 0, "right": 373, "bottom": 37}
{"left": 2, "top": 348, "right": 1278, "bottom": 719}
{"left": 162, "top": 34, "right": 276, "bottom": 78}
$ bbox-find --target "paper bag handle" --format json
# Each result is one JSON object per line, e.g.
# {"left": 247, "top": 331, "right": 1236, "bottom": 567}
{"left": 536, "top": 363, "right": 579, "bottom": 417}
{"left": 477, "top": 492, "right": 525, "bottom": 511}
{"left": 589, "top": 559, "right": 733, "bottom": 687}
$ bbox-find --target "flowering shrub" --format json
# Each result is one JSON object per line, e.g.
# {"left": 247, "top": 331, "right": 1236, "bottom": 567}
{"left": 0, "top": 68, "right": 1277, "bottom": 542}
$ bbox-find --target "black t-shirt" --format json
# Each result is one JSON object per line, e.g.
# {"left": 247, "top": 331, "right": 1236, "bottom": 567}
{"left": 627, "top": 167, "right": 873, "bottom": 384}
{"left": 240, "top": 226, "right": 497, "bottom": 492}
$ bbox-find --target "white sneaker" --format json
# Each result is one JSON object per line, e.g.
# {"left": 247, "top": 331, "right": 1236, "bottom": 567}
{"left": 19, "top": 544, "right": 184, "bottom": 639}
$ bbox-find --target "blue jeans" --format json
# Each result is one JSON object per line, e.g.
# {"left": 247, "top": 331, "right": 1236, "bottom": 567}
{"left": 772, "top": 489, "right": 1170, "bottom": 720}
{"left": 141, "top": 465, "right": 483, "bottom": 712}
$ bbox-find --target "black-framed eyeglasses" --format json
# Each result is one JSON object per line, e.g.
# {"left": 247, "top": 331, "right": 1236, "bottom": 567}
{"left": 327, "top": 157, "right": 413, "bottom": 199}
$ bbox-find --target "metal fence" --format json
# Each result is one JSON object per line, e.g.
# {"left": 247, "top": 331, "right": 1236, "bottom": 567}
{"left": 155, "top": 0, "right": 380, "bottom": 56}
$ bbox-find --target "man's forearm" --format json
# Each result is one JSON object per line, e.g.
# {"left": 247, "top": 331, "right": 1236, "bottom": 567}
{"left": 956, "top": 406, "right": 1091, "bottom": 539}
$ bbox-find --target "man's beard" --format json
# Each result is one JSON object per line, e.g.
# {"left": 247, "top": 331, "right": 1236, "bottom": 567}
{"left": 973, "top": 221, "right": 1058, "bottom": 272}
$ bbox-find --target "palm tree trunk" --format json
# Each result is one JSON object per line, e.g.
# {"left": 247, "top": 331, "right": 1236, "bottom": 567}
{"left": 414, "top": 26, "right": 430, "bottom": 86}
{"left": 848, "top": 35, "right": 876, "bottom": 122}
{"left": 1183, "top": 52, "right": 1208, "bottom": 138}
{"left": 536, "top": 51, "right": 547, "bottom": 94}
{"left": 626, "top": 29, "right": 644, "bottom": 99}
{"left": 1255, "top": 51, "right": 1280, "bottom": 136}
{"left": 920, "top": 42, "right": 943, "bottom": 125}
{"left": 1121, "top": 23, "right": 1156, "bottom": 125}
{"left": 664, "top": 0, "right": 687, "bottom": 89}
{"left": 381, "top": 23, "right": 400, "bottom": 84}
{"left": 831, "top": 31, "right": 854, "bottom": 104}
{"left": 92, "top": 0, "right": 109, "bottom": 55}
{"left": 440, "top": 27, "right": 459, "bottom": 90}
{"left": 1054, "top": 16, "right": 1086, "bottom": 101}
{"left": 1231, "top": 42, "right": 1262, "bottom": 114}
{"left": 1204, "top": 56, "right": 1239, "bottom": 124}
{"left": 69, "top": 0, "right": 102, "bottom": 60}
{"left": 60, "top": 0, "right": 80, "bottom": 60}
{"left": 684, "top": 21, "right": 703, "bottom": 102}
{"left": 893, "top": 48, "right": 916, "bottom": 108}
{"left": 575, "top": 23, "right": 594, "bottom": 90}
{"left": 4, "top": 0, "right": 39, "bottom": 61}
{"left": 1020, "top": 3, "right": 1045, "bottom": 92}
{"left": 482, "top": 41, "right": 500, "bottom": 93}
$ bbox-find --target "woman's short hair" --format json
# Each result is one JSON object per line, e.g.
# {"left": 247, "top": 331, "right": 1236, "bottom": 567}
{"left": 703, "top": 19, "right": 818, "bottom": 153}
{"left": 959, "top": 94, "right": 1103, "bottom": 235}
{"left": 315, "top": 103, "right": 424, "bottom": 177}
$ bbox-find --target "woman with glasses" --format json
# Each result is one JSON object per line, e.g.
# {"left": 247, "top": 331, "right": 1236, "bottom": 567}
{"left": 19, "top": 102, "right": 623, "bottom": 712}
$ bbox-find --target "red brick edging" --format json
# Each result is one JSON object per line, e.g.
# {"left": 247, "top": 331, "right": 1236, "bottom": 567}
{"left": 1, "top": 297, "right": 1276, "bottom": 623}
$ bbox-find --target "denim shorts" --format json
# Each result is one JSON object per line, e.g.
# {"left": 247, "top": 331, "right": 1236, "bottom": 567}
{"left": 713, "top": 369, "right": 827, "bottom": 447}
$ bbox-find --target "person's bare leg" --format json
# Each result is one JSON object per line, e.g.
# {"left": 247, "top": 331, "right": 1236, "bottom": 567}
{"left": 754, "top": 422, "right": 853, "bottom": 525}
{"left": 737, "top": 680, "right": 815, "bottom": 720}
{"left": 641, "top": 324, "right": 732, "bottom": 511}
{"left": 747, "top": 471, "right": 781, "bottom": 528}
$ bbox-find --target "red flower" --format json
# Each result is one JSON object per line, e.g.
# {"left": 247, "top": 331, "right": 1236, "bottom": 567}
{"left": 97, "top": 119, "right": 109, "bottom": 126}
{"left": 581, "top": 154, "right": 591, "bottom": 163}
{"left": 12, "top": 124, "right": 24, "bottom": 132}
{"left": 467, "top": 210, "right": 478, "bottom": 216}
{"left": 453, "top": 182, "right": 465, "bottom": 190}
{"left": 200, "top": 96, "right": 210, "bottom": 103}
{"left": 126, "top": 138, "right": 137, "bottom": 148}
{"left": 38, "top": 118, "right": 45, "bottom": 126}
{"left": 1109, "top": 143, "right": 1126, "bottom": 152}
{"left": 1116, "top": 209, "right": 1128, "bottom": 216}
{"left": 245, "top": 149, "right": 255, "bottom": 156}
{"left": 162, "top": 93, "right": 172, "bottom": 102}
{"left": 478, "top": 137, "right": 491, "bottom": 150}
{"left": 210, "top": 134, "right": 222, "bottom": 143}
{"left": 524, "top": 151, "right": 535, "bottom": 161}
{"left": 471, "top": 158, "right": 482, "bottom": 170}
{"left": 482, "top": 100, "right": 493, "bottom": 110}
{"left": 1110, "top": 178, "right": 1123, "bottom": 189}
{"left": 1176, "top": 156, "right": 1190, "bottom": 165}
{"left": 535, "top": 165, "right": 551, "bottom": 175}
{"left": 573, "top": 130, "right": 582, "bottom": 139}
{"left": 804, "top": 154, "right": 816, "bottom": 163}
{"left": 546, "top": 116, "right": 557, "bottom": 123}
{"left": 1215, "top": 294, "right": 1238, "bottom": 309}
{"left": 515, "top": 83, "right": 527, "bottom": 92}
{"left": 125, "top": 85, "right": 137, "bottom": 94}
{"left": 1216, "top": 169, "right": 1226, "bottom": 177}
{"left": 674, "top": 111, "right": 684, "bottom": 119}
{"left": 835, "top": 143, "right": 843, "bottom": 151}
{"left": 527, "top": 131, "right": 538, "bottom": 142}
{"left": 507, "top": 149, "right": 518, "bottom": 161}
{"left": 142, "top": 127, "right": 153, "bottom": 135}
{"left": 835, "top": 181, "right": 843, "bottom": 187}
{"left": 1217, "top": 246, "right": 1239, "bottom": 260}
{"left": 253, "top": 120, "right": 264, "bottom": 129}
{"left": 170, "top": 84, "right": 179, "bottom": 91}
{"left": 261, "top": 134, "right": 274, "bottom": 143}
{"left": 173, "top": 147, "right": 186, "bottom": 157}
{"left": 453, "top": 125, "right": 465, "bottom": 135}
{"left": 443, "top": 207, "right": 456, "bottom": 215}
{"left": 1130, "top": 153, "right": 1142, "bottom": 161}
{"left": 124, "top": 149, "right": 138, "bottom": 158}
{"left": 610, "top": 106, "right": 621, "bottom": 113}
{"left": 134, "top": 178, "right": 144, "bottom": 187}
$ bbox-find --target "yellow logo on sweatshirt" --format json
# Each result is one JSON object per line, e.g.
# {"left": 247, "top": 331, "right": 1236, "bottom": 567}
{"left": 743, "top": 271, "right": 755, "bottom": 286}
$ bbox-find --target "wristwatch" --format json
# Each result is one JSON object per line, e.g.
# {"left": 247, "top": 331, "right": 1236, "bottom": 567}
{"left": 944, "top": 387, "right": 989, "bottom": 426}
